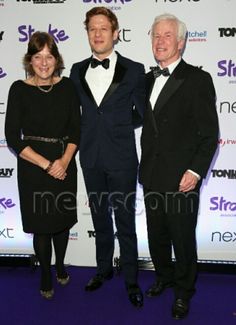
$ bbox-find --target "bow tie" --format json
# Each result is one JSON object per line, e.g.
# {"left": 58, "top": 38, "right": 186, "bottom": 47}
{"left": 150, "top": 66, "right": 170, "bottom": 78}
{"left": 90, "top": 58, "right": 110, "bottom": 69}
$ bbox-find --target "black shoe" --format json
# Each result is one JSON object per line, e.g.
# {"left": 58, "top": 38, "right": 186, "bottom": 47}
{"left": 127, "top": 284, "right": 143, "bottom": 308}
{"left": 172, "top": 298, "right": 189, "bottom": 320}
{"left": 145, "top": 281, "right": 173, "bottom": 297}
{"left": 85, "top": 272, "right": 113, "bottom": 291}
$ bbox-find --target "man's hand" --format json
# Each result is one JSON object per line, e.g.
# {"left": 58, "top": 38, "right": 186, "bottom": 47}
{"left": 179, "top": 170, "right": 198, "bottom": 192}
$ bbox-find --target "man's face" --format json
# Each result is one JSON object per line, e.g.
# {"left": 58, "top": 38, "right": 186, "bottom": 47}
{"left": 87, "top": 14, "right": 118, "bottom": 60}
{"left": 151, "top": 19, "right": 185, "bottom": 68}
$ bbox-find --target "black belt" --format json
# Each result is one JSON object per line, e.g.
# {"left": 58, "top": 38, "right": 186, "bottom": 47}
{"left": 23, "top": 135, "right": 69, "bottom": 154}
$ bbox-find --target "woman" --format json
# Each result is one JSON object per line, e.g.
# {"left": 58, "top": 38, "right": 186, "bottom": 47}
{"left": 5, "top": 32, "right": 80, "bottom": 299}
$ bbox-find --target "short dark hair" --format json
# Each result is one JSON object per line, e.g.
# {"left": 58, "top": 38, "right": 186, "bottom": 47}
{"left": 23, "top": 31, "right": 64, "bottom": 77}
{"left": 84, "top": 6, "right": 119, "bottom": 32}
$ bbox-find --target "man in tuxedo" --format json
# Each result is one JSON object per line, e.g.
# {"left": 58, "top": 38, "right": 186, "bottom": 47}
{"left": 139, "top": 14, "right": 219, "bottom": 319}
{"left": 70, "top": 7, "right": 145, "bottom": 307}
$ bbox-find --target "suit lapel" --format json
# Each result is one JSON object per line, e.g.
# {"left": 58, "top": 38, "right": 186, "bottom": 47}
{"left": 100, "top": 59, "right": 126, "bottom": 106}
{"left": 153, "top": 60, "right": 186, "bottom": 116}
{"left": 145, "top": 72, "right": 159, "bottom": 134}
{"left": 79, "top": 58, "right": 97, "bottom": 106}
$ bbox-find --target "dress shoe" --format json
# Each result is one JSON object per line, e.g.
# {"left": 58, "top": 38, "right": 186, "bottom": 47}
{"left": 172, "top": 298, "right": 189, "bottom": 320}
{"left": 56, "top": 274, "right": 70, "bottom": 286}
{"left": 145, "top": 281, "right": 173, "bottom": 297}
{"left": 40, "top": 289, "right": 54, "bottom": 300}
{"left": 127, "top": 284, "right": 143, "bottom": 308}
{"left": 85, "top": 272, "right": 113, "bottom": 291}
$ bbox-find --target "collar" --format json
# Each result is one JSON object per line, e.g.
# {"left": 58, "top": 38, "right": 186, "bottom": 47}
{"left": 92, "top": 50, "right": 117, "bottom": 65}
{"left": 159, "top": 58, "right": 181, "bottom": 74}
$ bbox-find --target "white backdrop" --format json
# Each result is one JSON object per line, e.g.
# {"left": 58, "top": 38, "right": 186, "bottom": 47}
{"left": 0, "top": 0, "right": 235, "bottom": 266}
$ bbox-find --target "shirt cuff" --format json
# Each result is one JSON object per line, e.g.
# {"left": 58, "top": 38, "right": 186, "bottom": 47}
{"left": 187, "top": 169, "right": 201, "bottom": 180}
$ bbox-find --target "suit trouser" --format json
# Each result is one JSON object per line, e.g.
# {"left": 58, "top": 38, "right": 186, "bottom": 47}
{"left": 82, "top": 167, "right": 139, "bottom": 285}
{"left": 144, "top": 188, "right": 200, "bottom": 300}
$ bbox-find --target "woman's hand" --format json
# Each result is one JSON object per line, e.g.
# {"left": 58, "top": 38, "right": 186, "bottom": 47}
{"left": 47, "top": 159, "right": 67, "bottom": 180}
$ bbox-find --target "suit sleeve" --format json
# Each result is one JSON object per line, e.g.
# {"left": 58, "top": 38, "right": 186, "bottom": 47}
{"left": 132, "top": 63, "right": 146, "bottom": 128}
{"left": 67, "top": 79, "right": 81, "bottom": 146}
{"left": 189, "top": 72, "right": 219, "bottom": 177}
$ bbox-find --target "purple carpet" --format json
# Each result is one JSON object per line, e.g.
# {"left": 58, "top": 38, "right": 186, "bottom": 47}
{"left": 0, "top": 265, "right": 235, "bottom": 324}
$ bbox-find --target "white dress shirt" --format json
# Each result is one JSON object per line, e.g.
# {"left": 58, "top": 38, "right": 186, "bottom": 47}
{"left": 150, "top": 58, "right": 181, "bottom": 110}
{"left": 85, "top": 51, "right": 117, "bottom": 106}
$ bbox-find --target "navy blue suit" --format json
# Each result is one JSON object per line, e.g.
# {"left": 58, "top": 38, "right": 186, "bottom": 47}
{"left": 70, "top": 52, "right": 145, "bottom": 284}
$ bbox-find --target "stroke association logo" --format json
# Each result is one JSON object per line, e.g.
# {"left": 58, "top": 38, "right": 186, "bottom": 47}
{"left": 82, "top": 0, "right": 132, "bottom": 4}
{"left": 0, "top": 197, "right": 16, "bottom": 216}
{"left": 0, "top": 67, "right": 7, "bottom": 78}
{"left": 16, "top": 0, "right": 66, "bottom": 4}
{"left": 18, "top": 24, "right": 69, "bottom": 43}
{"left": 217, "top": 59, "right": 236, "bottom": 84}
{"left": 210, "top": 196, "right": 236, "bottom": 217}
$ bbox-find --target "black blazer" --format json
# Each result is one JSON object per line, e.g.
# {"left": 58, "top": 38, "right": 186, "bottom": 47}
{"left": 70, "top": 52, "right": 145, "bottom": 170}
{"left": 139, "top": 59, "right": 219, "bottom": 192}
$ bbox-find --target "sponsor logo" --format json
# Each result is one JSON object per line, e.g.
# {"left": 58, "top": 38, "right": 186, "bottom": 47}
{"left": 0, "top": 102, "right": 4, "bottom": 114}
{"left": 0, "top": 31, "right": 4, "bottom": 41}
{"left": 0, "top": 168, "right": 14, "bottom": 178}
{"left": 218, "top": 100, "right": 236, "bottom": 114}
{"left": 0, "top": 138, "right": 7, "bottom": 147}
{"left": 211, "top": 231, "right": 236, "bottom": 242}
{"left": 69, "top": 231, "right": 78, "bottom": 240}
{"left": 0, "top": 67, "right": 7, "bottom": 78}
{"left": 210, "top": 196, "right": 236, "bottom": 217}
{"left": 155, "top": 0, "right": 200, "bottom": 2}
{"left": 0, "top": 228, "right": 14, "bottom": 238}
{"left": 0, "top": 197, "right": 15, "bottom": 215}
{"left": 18, "top": 24, "right": 69, "bottom": 43}
{"left": 88, "top": 230, "right": 118, "bottom": 239}
{"left": 87, "top": 230, "right": 96, "bottom": 238}
{"left": 0, "top": 0, "right": 5, "bottom": 8}
{"left": 188, "top": 30, "right": 207, "bottom": 42}
{"left": 0, "top": 197, "right": 16, "bottom": 210}
{"left": 211, "top": 169, "right": 236, "bottom": 179}
{"left": 217, "top": 59, "right": 236, "bottom": 84}
{"left": 16, "top": 0, "right": 66, "bottom": 4}
{"left": 82, "top": 0, "right": 132, "bottom": 4}
{"left": 218, "top": 138, "right": 236, "bottom": 147}
{"left": 118, "top": 28, "right": 131, "bottom": 42}
{"left": 219, "top": 27, "right": 236, "bottom": 37}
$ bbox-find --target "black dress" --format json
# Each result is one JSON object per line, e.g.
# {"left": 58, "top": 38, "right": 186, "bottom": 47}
{"left": 5, "top": 77, "right": 80, "bottom": 234}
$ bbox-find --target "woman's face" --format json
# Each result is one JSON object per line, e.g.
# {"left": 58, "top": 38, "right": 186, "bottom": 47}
{"left": 30, "top": 45, "right": 56, "bottom": 84}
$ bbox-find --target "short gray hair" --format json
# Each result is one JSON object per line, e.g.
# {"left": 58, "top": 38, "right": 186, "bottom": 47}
{"left": 151, "top": 13, "right": 187, "bottom": 41}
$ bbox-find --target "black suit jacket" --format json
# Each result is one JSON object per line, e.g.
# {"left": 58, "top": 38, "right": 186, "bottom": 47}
{"left": 70, "top": 52, "right": 145, "bottom": 170}
{"left": 139, "top": 59, "right": 219, "bottom": 192}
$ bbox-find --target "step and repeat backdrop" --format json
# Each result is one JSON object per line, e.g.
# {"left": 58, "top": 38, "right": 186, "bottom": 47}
{"left": 0, "top": 0, "right": 235, "bottom": 266}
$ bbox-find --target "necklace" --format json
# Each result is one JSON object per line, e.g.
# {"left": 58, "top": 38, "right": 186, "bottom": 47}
{"left": 34, "top": 78, "right": 54, "bottom": 93}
